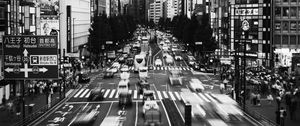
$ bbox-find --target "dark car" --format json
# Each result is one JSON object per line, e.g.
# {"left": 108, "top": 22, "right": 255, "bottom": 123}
{"left": 103, "top": 69, "right": 114, "bottom": 78}
{"left": 88, "top": 88, "right": 104, "bottom": 101}
{"left": 77, "top": 72, "right": 90, "bottom": 83}
{"left": 126, "top": 58, "right": 134, "bottom": 66}
{"left": 137, "top": 79, "right": 150, "bottom": 94}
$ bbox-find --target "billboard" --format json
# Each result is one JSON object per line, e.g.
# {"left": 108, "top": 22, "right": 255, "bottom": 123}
{"left": 39, "top": 0, "right": 60, "bottom": 16}
{"left": 2, "top": 35, "right": 58, "bottom": 79}
{"left": 40, "top": 19, "right": 59, "bottom": 35}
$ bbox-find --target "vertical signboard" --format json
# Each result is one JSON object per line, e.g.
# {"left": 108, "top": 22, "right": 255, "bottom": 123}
{"left": 39, "top": 0, "right": 59, "bottom": 35}
{"left": 66, "top": 5, "right": 71, "bottom": 53}
{"left": 2, "top": 35, "right": 58, "bottom": 79}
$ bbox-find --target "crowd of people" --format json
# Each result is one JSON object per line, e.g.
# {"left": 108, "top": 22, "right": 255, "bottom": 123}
{"left": 220, "top": 65, "right": 300, "bottom": 126}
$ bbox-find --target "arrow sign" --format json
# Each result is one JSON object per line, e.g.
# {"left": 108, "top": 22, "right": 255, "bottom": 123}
{"left": 95, "top": 105, "right": 100, "bottom": 111}
{"left": 23, "top": 49, "right": 28, "bottom": 57}
{"left": 5, "top": 67, "right": 14, "bottom": 72}
{"left": 40, "top": 67, "right": 48, "bottom": 73}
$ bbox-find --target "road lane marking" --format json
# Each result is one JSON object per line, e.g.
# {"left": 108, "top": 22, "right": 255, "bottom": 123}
{"left": 135, "top": 101, "right": 138, "bottom": 126}
{"left": 168, "top": 92, "right": 176, "bottom": 100}
{"left": 129, "top": 90, "right": 132, "bottom": 96}
{"left": 174, "top": 92, "right": 181, "bottom": 100}
{"left": 105, "top": 102, "right": 113, "bottom": 117}
{"left": 162, "top": 91, "right": 169, "bottom": 99}
{"left": 160, "top": 100, "right": 171, "bottom": 126}
{"left": 74, "top": 89, "right": 84, "bottom": 98}
{"left": 79, "top": 89, "right": 89, "bottom": 98}
{"left": 85, "top": 90, "right": 91, "bottom": 98}
{"left": 173, "top": 100, "right": 185, "bottom": 122}
{"left": 103, "top": 89, "right": 111, "bottom": 98}
{"left": 193, "top": 93, "right": 204, "bottom": 103}
{"left": 109, "top": 89, "right": 116, "bottom": 98}
{"left": 197, "top": 93, "right": 210, "bottom": 102}
{"left": 157, "top": 91, "right": 162, "bottom": 99}
{"left": 133, "top": 90, "right": 138, "bottom": 99}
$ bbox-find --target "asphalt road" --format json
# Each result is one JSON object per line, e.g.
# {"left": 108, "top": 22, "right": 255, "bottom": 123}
{"left": 35, "top": 33, "right": 263, "bottom": 126}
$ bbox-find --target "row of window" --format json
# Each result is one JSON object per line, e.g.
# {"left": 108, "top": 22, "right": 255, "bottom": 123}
{"left": 275, "top": 0, "right": 299, "bottom": 4}
{"left": 275, "top": 21, "right": 300, "bottom": 32}
{"left": 275, "top": 7, "right": 300, "bottom": 18}
{"left": 274, "top": 35, "right": 300, "bottom": 45}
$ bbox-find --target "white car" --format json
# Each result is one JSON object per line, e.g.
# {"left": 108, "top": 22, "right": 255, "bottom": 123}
{"left": 143, "top": 100, "right": 159, "bottom": 114}
{"left": 175, "top": 55, "right": 183, "bottom": 61}
{"left": 108, "top": 67, "right": 118, "bottom": 73}
{"left": 165, "top": 56, "right": 174, "bottom": 65}
{"left": 112, "top": 62, "right": 121, "bottom": 69}
{"left": 154, "top": 59, "right": 162, "bottom": 66}
{"left": 189, "top": 78, "right": 205, "bottom": 92}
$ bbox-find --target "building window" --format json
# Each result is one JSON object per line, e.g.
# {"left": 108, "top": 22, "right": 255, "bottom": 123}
{"left": 299, "top": 35, "right": 300, "bottom": 45}
{"left": 298, "top": 22, "right": 300, "bottom": 31}
{"left": 283, "top": 0, "right": 289, "bottom": 3}
{"left": 290, "top": 7, "right": 297, "bottom": 18}
{"left": 282, "top": 35, "right": 289, "bottom": 45}
{"left": 291, "top": 22, "right": 297, "bottom": 31}
{"left": 275, "top": 7, "right": 281, "bottom": 17}
{"left": 291, "top": 0, "right": 296, "bottom": 2}
{"left": 274, "top": 35, "right": 281, "bottom": 45}
{"left": 275, "top": 0, "right": 281, "bottom": 3}
{"left": 291, "top": 36, "right": 296, "bottom": 45}
{"left": 275, "top": 22, "right": 281, "bottom": 31}
{"left": 282, "top": 21, "right": 289, "bottom": 31}
{"left": 282, "top": 7, "right": 289, "bottom": 17}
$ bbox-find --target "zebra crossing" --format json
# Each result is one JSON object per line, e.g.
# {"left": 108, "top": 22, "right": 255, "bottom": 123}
{"left": 71, "top": 88, "right": 220, "bottom": 102}
{"left": 152, "top": 66, "right": 193, "bottom": 71}
{"left": 125, "top": 66, "right": 193, "bottom": 71}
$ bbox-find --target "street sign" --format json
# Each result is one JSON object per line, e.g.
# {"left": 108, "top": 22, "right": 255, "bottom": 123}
{"left": 3, "top": 35, "right": 58, "bottom": 79}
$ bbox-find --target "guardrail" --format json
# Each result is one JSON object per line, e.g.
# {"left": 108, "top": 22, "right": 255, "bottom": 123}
{"left": 241, "top": 103, "right": 279, "bottom": 126}
{"left": 12, "top": 97, "right": 61, "bottom": 126}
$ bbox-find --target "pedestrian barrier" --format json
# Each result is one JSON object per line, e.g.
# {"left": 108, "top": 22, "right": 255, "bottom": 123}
{"left": 242, "top": 103, "right": 279, "bottom": 126}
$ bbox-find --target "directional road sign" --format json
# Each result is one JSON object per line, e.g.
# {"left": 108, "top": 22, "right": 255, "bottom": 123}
{"left": 2, "top": 35, "right": 58, "bottom": 79}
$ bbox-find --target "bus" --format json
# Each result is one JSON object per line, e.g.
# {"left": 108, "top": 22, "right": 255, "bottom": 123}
{"left": 134, "top": 54, "right": 146, "bottom": 72}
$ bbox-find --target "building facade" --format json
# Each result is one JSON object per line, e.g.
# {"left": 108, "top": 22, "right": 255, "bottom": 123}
{"left": 273, "top": 0, "right": 300, "bottom": 67}
{"left": 148, "top": 0, "right": 163, "bottom": 24}
{"left": 229, "top": 0, "right": 271, "bottom": 67}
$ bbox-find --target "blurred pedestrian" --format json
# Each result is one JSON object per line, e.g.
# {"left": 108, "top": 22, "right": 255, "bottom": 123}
{"left": 220, "top": 83, "right": 225, "bottom": 94}
{"left": 276, "top": 95, "right": 282, "bottom": 110}
{"left": 267, "top": 94, "right": 273, "bottom": 104}
{"left": 279, "top": 107, "right": 287, "bottom": 126}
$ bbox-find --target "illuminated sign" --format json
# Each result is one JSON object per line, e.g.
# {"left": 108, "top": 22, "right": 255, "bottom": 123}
{"left": 235, "top": 8, "right": 259, "bottom": 15}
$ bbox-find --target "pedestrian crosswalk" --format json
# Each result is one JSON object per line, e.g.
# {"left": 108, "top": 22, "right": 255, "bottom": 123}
{"left": 152, "top": 66, "right": 193, "bottom": 71}
{"left": 72, "top": 88, "right": 223, "bottom": 102}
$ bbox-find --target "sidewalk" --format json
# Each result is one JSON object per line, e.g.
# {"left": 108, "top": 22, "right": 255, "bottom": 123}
{"left": 245, "top": 97, "right": 300, "bottom": 126}
{"left": 0, "top": 90, "right": 71, "bottom": 126}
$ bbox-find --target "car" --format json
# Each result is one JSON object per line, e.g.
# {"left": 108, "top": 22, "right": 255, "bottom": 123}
{"left": 112, "top": 62, "right": 121, "bottom": 69}
{"left": 109, "top": 66, "right": 118, "bottom": 73}
{"left": 71, "top": 106, "right": 99, "bottom": 126}
{"left": 143, "top": 100, "right": 159, "bottom": 114}
{"left": 165, "top": 56, "right": 174, "bottom": 65}
{"left": 126, "top": 57, "right": 134, "bottom": 66}
{"left": 88, "top": 88, "right": 104, "bottom": 101}
{"left": 118, "top": 56, "right": 125, "bottom": 63}
{"left": 77, "top": 72, "right": 90, "bottom": 83}
{"left": 169, "top": 70, "right": 183, "bottom": 85}
{"left": 103, "top": 69, "right": 114, "bottom": 78}
{"left": 154, "top": 59, "right": 162, "bottom": 66}
{"left": 174, "top": 55, "right": 183, "bottom": 61}
{"left": 142, "top": 90, "right": 155, "bottom": 104}
{"left": 188, "top": 78, "right": 205, "bottom": 92}
{"left": 163, "top": 52, "right": 169, "bottom": 58}
{"left": 137, "top": 79, "right": 150, "bottom": 94}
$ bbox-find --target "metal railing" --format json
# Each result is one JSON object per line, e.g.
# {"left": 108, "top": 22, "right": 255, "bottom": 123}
{"left": 241, "top": 103, "right": 279, "bottom": 126}
{"left": 12, "top": 97, "right": 61, "bottom": 126}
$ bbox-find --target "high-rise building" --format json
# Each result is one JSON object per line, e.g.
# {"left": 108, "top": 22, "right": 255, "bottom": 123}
{"left": 165, "top": 0, "right": 179, "bottom": 19}
{"left": 229, "top": 0, "right": 271, "bottom": 67}
{"left": 148, "top": 0, "right": 163, "bottom": 24}
{"left": 272, "top": 0, "right": 300, "bottom": 67}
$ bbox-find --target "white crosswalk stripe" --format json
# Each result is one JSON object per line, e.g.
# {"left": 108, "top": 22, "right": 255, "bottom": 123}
{"left": 114, "top": 91, "right": 119, "bottom": 98}
{"left": 179, "top": 67, "right": 182, "bottom": 70}
{"left": 183, "top": 67, "right": 186, "bottom": 70}
{"left": 186, "top": 67, "right": 190, "bottom": 70}
{"left": 79, "top": 89, "right": 89, "bottom": 98}
{"left": 168, "top": 92, "right": 176, "bottom": 100}
{"left": 174, "top": 92, "right": 181, "bottom": 100}
{"left": 153, "top": 67, "right": 156, "bottom": 70}
{"left": 162, "top": 91, "right": 169, "bottom": 99}
{"left": 190, "top": 67, "right": 193, "bottom": 71}
{"left": 157, "top": 91, "right": 163, "bottom": 99}
{"left": 153, "top": 93, "right": 157, "bottom": 99}
{"left": 197, "top": 93, "right": 210, "bottom": 102}
{"left": 139, "top": 94, "right": 143, "bottom": 99}
{"left": 103, "top": 89, "right": 111, "bottom": 98}
{"left": 133, "top": 90, "right": 138, "bottom": 99}
{"left": 85, "top": 90, "right": 92, "bottom": 98}
{"left": 109, "top": 89, "right": 116, "bottom": 98}
{"left": 204, "top": 93, "right": 217, "bottom": 103}
{"left": 193, "top": 93, "right": 204, "bottom": 103}
{"left": 74, "top": 89, "right": 84, "bottom": 98}
{"left": 129, "top": 90, "right": 132, "bottom": 96}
